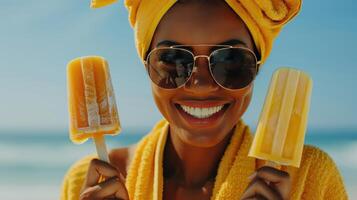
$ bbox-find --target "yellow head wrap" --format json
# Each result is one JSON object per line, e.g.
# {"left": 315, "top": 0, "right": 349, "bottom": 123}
{"left": 91, "top": 0, "right": 302, "bottom": 65}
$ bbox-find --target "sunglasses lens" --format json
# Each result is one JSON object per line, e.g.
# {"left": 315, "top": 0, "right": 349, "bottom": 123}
{"left": 147, "top": 48, "right": 194, "bottom": 89}
{"left": 210, "top": 48, "right": 257, "bottom": 89}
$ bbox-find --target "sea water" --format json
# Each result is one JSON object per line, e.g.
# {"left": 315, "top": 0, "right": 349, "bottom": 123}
{"left": 0, "top": 128, "right": 356, "bottom": 199}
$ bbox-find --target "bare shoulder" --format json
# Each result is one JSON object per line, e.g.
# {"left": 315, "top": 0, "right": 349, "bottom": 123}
{"left": 109, "top": 143, "right": 138, "bottom": 178}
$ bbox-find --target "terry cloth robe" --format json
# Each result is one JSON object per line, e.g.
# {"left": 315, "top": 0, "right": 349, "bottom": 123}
{"left": 61, "top": 119, "right": 348, "bottom": 200}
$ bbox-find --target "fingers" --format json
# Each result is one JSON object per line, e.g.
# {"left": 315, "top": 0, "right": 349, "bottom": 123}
{"left": 80, "top": 159, "right": 129, "bottom": 200}
{"left": 255, "top": 166, "right": 291, "bottom": 199}
{"left": 253, "top": 166, "right": 290, "bottom": 184}
{"left": 85, "top": 159, "right": 120, "bottom": 187}
{"left": 80, "top": 176, "right": 129, "bottom": 200}
{"left": 97, "top": 176, "right": 129, "bottom": 199}
{"left": 242, "top": 166, "right": 291, "bottom": 200}
{"left": 241, "top": 177, "right": 283, "bottom": 200}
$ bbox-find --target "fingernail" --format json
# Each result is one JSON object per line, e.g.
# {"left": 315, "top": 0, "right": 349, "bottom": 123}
{"left": 80, "top": 185, "right": 101, "bottom": 198}
{"left": 92, "top": 185, "right": 101, "bottom": 191}
{"left": 247, "top": 172, "right": 257, "bottom": 180}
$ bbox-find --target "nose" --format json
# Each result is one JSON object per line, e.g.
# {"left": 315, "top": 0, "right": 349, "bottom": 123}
{"left": 184, "top": 56, "right": 219, "bottom": 93}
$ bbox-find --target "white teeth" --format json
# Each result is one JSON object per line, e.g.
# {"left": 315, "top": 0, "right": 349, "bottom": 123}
{"left": 180, "top": 104, "right": 225, "bottom": 119}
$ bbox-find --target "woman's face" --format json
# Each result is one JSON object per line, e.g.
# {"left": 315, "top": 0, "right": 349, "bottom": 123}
{"left": 149, "top": 0, "right": 256, "bottom": 147}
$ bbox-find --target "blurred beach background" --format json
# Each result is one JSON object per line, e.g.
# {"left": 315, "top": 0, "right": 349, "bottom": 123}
{"left": 0, "top": 0, "right": 356, "bottom": 199}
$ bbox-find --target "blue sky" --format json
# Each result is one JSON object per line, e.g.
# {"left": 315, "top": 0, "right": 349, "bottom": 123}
{"left": 0, "top": 0, "right": 356, "bottom": 132}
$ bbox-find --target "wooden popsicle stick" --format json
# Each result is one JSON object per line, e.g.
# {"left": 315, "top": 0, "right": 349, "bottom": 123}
{"left": 93, "top": 134, "right": 109, "bottom": 183}
{"left": 93, "top": 134, "right": 109, "bottom": 163}
{"left": 265, "top": 161, "right": 281, "bottom": 170}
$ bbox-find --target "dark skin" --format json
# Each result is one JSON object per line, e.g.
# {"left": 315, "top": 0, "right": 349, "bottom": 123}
{"left": 80, "top": 1, "right": 291, "bottom": 200}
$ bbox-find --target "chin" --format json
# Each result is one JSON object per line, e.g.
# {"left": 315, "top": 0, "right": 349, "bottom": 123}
{"left": 177, "top": 126, "right": 234, "bottom": 148}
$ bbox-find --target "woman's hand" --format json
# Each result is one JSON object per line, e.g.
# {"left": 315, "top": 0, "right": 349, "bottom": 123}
{"left": 79, "top": 159, "right": 129, "bottom": 200}
{"left": 241, "top": 166, "right": 291, "bottom": 200}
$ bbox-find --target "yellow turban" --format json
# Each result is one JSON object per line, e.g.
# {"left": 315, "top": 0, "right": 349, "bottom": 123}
{"left": 91, "top": 0, "right": 302, "bottom": 65}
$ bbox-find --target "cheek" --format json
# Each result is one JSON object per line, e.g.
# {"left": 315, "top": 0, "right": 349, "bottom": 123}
{"left": 151, "top": 83, "right": 175, "bottom": 121}
{"left": 240, "top": 91, "right": 253, "bottom": 114}
{"left": 231, "top": 86, "right": 253, "bottom": 118}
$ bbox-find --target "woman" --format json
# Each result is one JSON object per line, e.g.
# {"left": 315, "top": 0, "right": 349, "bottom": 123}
{"left": 61, "top": 0, "right": 348, "bottom": 199}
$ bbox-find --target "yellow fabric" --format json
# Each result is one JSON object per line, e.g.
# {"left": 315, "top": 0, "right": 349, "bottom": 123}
{"left": 61, "top": 154, "right": 96, "bottom": 200}
{"left": 61, "top": 118, "right": 348, "bottom": 199}
{"left": 90, "top": 0, "right": 301, "bottom": 64}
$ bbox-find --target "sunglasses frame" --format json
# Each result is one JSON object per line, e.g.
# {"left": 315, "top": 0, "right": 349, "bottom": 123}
{"left": 144, "top": 44, "right": 261, "bottom": 91}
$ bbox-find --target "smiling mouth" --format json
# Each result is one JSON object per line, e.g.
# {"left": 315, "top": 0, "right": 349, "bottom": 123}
{"left": 175, "top": 103, "right": 230, "bottom": 119}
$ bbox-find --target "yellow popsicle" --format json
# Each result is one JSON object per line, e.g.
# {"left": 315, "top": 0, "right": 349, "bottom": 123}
{"left": 248, "top": 68, "right": 313, "bottom": 167}
{"left": 67, "top": 56, "right": 121, "bottom": 161}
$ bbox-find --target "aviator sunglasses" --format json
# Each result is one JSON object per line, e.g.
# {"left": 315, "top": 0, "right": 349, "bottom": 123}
{"left": 144, "top": 45, "right": 261, "bottom": 90}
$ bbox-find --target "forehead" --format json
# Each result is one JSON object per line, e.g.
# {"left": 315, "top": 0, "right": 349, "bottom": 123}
{"left": 151, "top": 1, "right": 253, "bottom": 48}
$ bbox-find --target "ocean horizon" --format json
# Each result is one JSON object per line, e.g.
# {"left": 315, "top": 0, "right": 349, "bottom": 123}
{"left": 0, "top": 128, "right": 356, "bottom": 199}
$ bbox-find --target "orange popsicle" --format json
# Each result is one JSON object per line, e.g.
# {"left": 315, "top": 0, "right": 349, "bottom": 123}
{"left": 90, "top": 0, "right": 117, "bottom": 8}
{"left": 248, "top": 68, "right": 313, "bottom": 167}
{"left": 67, "top": 56, "right": 120, "bottom": 161}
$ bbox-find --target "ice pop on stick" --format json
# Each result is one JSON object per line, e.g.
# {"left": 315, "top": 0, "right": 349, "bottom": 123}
{"left": 90, "top": 0, "right": 117, "bottom": 8}
{"left": 248, "top": 68, "right": 313, "bottom": 168}
{"left": 67, "top": 56, "right": 121, "bottom": 162}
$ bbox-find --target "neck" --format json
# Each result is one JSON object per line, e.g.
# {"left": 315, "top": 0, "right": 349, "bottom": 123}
{"left": 163, "top": 126, "right": 234, "bottom": 187}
